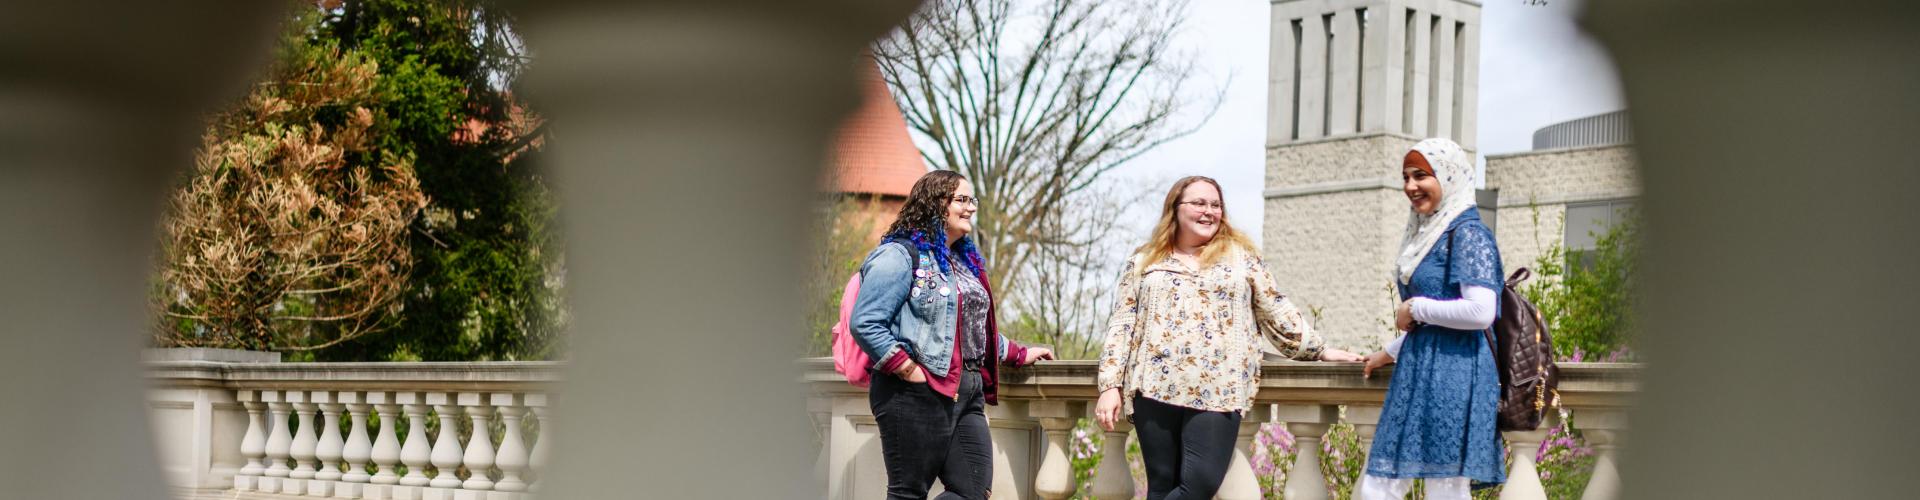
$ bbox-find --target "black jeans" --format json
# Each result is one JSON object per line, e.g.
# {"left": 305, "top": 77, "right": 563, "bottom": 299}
{"left": 869, "top": 369, "right": 992, "bottom": 500}
{"left": 1133, "top": 395, "right": 1241, "bottom": 500}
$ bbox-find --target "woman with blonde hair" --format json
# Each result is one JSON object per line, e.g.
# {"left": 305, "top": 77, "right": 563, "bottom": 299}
{"left": 1094, "top": 176, "right": 1363, "bottom": 500}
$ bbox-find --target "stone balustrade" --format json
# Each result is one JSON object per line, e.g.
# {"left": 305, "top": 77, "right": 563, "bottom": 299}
{"left": 146, "top": 352, "right": 559, "bottom": 500}
{"left": 803, "top": 358, "right": 1638, "bottom": 500}
{"left": 144, "top": 350, "right": 1634, "bottom": 500}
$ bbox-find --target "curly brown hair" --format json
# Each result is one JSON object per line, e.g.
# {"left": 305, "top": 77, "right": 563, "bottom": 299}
{"left": 884, "top": 170, "right": 966, "bottom": 240}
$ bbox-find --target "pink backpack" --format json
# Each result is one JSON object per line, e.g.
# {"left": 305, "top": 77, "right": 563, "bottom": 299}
{"left": 830, "top": 273, "right": 873, "bottom": 387}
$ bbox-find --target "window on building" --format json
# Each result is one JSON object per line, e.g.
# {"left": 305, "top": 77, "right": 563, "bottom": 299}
{"left": 1564, "top": 198, "right": 1635, "bottom": 270}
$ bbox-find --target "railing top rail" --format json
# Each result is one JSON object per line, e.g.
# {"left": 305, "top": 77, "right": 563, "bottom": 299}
{"left": 146, "top": 360, "right": 564, "bottom": 392}
{"left": 799, "top": 357, "right": 1640, "bottom": 408}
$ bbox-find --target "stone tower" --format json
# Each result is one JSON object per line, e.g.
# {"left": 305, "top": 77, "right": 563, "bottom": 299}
{"left": 1262, "top": 0, "right": 1481, "bottom": 349}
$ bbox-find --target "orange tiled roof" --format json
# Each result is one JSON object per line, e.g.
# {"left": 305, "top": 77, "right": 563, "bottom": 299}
{"left": 827, "top": 57, "right": 928, "bottom": 198}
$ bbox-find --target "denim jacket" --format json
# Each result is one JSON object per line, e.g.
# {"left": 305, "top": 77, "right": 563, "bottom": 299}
{"left": 850, "top": 241, "right": 1017, "bottom": 379}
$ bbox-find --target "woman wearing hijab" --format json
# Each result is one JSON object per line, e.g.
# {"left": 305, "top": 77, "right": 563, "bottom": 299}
{"left": 1356, "top": 139, "right": 1507, "bottom": 499}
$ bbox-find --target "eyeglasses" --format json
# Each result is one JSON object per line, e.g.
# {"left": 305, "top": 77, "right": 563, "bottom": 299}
{"left": 950, "top": 195, "right": 981, "bottom": 207}
{"left": 1179, "top": 200, "right": 1223, "bottom": 212}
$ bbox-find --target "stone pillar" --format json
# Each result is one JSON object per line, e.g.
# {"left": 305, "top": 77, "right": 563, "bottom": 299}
{"left": 313, "top": 391, "right": 345, "bottom": 497}
{"left": 1091, "top": 419, "right": 1135, "bottom": 500}
{"left": 1217, "top": 404, "right": 1273, "bottom": 500}
{"left": 1431, "top": 13, "right": 1456, "bottom": 140}
{"left": 459, "top": 392, "right": 497, "bottom": 492}
{"left": 340, "top": 391, "right": 374, "bottom": 498}
{"left": 400, "top": 392, "right": 435, "bottom": 488}
{"left": 524, "top": 393, "right": 551, "bottom": 491}
{"left": 262, "top": 391, "right": 293, "bottom": 491}
{"left": 286, "top": 392, "right": 318, "bottom": 494}
{"left": 1575, "top": 409, "right": 1628, "bottom": 500}
{"left": 0, "top": 4, "right": 285, "bottom": 499}
{"left": 1346, "top": 405, "right": 1383, "bottom": 472}
{"left": 370, "top": 392, "right": 403, "bottom": 489}
{"left": 428, "top": 393, "right": 465, "bottom": 491}
{"left": 1297, "top": 13, "right": 1328, "bottom": 139}
{"left": 1328, "top": 10, "right": 1361, "bottom": 135}
{"left": 808, "top": 395, "right": 832, "bottom": 497}
{"left": 1498, "top": 413, "right": 1556, "bottom": 500}
{"left": 502, "top": 1, "right": 920, "bottom": 497}
{"left": 1267, "top": 2, "right": 1297, "bottom": 144}
{"left": 493, "top": 394, "right": 531, "bottom": 492}
{"left": 1030, "top": 401, "right": 1081, "bottom": 500}
{"left": 236, "top": 392, "right": 267, "bottom": 492}
{"left": 1277, "top": 404, "right": 1338, "bottom": 500}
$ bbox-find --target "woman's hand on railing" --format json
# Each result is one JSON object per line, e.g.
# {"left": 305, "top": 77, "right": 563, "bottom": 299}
{"left": 1094, "top": 388, "right": 1124, "bottom": 431}
{"left": 1022, "top": 347, "right": 1056, "bottom": 365}
{"left": 1318, "top": 348, "right": 1365, "bottom": 362}
{"left": 1362, "top": 350, "right": 1396, "bottom": 379}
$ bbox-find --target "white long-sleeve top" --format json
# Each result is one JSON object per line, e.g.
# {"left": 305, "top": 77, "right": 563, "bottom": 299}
{"left": 1383, "top": 284, "right": 1497, "bottom": 359}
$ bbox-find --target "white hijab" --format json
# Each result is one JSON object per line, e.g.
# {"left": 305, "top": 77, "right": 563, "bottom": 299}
{"left": 1395, "top": 138, "right": 1477, "bottom": 285}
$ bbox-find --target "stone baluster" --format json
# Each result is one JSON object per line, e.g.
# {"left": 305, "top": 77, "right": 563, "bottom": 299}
{"left": 312, "top": 391, "right": 344, "bottom": 497}
{"left": 493, "top": 393, "right": 531, "bottom": 492}
{"left": 1091, "top": 418, "right": 1135, "bottom": 500}
{"left": 1576, "top": 409, "right": 1627, "bottom": 500}
{"left": 370, "top": 392, "right": 403, "bottom": 492}
{"left": 1029, "top": 401, "right": 1081, "bottom": 500}
{"left": 459, "top": 392, "right": 498, "bottom": 491}
{"left": 1217, "top": 404, "right": 1272, "bottom": 500}
{"left": 1346, "top": 405, "right": 1383, "bottom": 476}
{"left": 428, "top": 393, "right": 465, "bottom": 490}
{"left": 236, "top": 391, "right": 267, "bottom": 492}
{"left": 1277, "top": 404, "right": 1338, "bottom": 500}
{"left": 808, "top": 395, "right": 831, "bottom": 496}
{"left": 340, "top": 391, "right": 374, "bottom": 498}
{"left": 399, "top": 392, "right": 434, "bottom": 490}
{"left": 263, "top": 390, "right": 293, "bottom": 492}
{"left": 1498, "top": 413, "right": 1557, "bottom": 500}
{"left": 525, "top": 394, "right": 550, "bottom": 490}
{"left": 287, "top": 391, "right": 319, "bottom": 494}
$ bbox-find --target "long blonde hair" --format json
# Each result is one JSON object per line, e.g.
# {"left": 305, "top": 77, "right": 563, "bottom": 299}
{"left": 1133, "top": 176, "right": 1256, "bottom": 271}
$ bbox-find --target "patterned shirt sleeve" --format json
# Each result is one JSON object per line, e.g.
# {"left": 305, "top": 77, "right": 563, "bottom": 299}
{"left": 1096, "top": 258, "right": 1144, "bottom": 392}
{"left": 1246, "top": 251, "right": 1326, "bottom": 361}
{"left": 1447, "top": 222, "right": 1504, "bottom": 292}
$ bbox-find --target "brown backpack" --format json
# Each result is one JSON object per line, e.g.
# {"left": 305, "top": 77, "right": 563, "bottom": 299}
{"left": 1484, "top": 267, "right": 1561, "bottom": 431}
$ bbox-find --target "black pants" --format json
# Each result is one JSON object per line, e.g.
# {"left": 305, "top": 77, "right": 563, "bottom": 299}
{"left": 1132, "top": 395, "right": 1241, "bottom": 500}
{"left": 869, "top": 369, "right": 992, "bottom": 500}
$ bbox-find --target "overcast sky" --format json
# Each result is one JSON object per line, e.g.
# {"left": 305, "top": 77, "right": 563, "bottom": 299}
{"left": 1106, "top": 0, "right": 1627, "bottom": 244}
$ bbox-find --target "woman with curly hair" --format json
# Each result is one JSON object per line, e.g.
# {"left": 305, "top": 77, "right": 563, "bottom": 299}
{"left": 849, "top": 170, "right": 1055, "bottom": 500}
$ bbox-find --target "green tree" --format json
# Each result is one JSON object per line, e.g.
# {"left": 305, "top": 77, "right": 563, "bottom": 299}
{"left": 300, "top": 0, "right": 563, "bottom": 361}
{"left": 155, "top": 24, "right": 426, "bottom": 352}
{"left": 1521, "top": 209, "right": 1640, "bottom": 361}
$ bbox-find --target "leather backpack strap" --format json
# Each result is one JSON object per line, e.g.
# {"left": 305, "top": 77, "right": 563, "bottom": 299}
{"left": 1506, "top": 267, "right": 1531, "bottom": 288}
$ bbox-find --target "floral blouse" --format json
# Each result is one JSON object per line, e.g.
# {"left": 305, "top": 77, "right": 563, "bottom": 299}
{"left": 1096, "top": 245, "right": 1326, "bottom": 415}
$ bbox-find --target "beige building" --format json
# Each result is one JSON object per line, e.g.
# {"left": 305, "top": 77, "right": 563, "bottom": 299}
{"left": 1262, "top": 0, "right": 1484, "bottom": 349}
{"left": 1261, "top": 0, "right": 1638, "bottom": 349}
{"left": 1486, "top": 111, "right": 1640, "bottom": 276}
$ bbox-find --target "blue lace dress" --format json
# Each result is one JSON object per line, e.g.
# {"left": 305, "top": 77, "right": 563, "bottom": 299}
{"left": 1365, "top": 209, "right": 1507, "bottom": 489}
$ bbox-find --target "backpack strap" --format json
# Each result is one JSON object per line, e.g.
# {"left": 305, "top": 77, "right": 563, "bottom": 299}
{"left": 1506, "top": 267, "right": 1531, "bottom": 288}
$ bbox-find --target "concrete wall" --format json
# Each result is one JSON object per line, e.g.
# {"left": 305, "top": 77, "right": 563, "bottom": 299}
{"left": 1485, "top": 144, "right": 1641, "bottom": 274}
{"left": 1263, "top": 134, "right": 1426, "bottom": 350}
